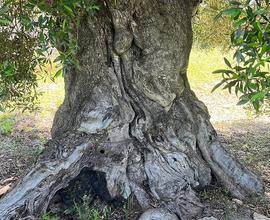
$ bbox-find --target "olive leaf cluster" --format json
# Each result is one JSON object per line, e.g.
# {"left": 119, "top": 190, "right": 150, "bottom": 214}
{"left": 213, "top": 0, "right": 270, "bottom": 112}
{"left": 0, "top": 0, "right": 98, "bottom": 111}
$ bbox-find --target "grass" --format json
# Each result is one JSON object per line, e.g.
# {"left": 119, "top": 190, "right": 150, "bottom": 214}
{"left": 37, "top": 77, "right": 64, "bottom": 122}
{"left": 0, "top": 113, "right": 15, "bottom": 135}
{"left": 0, "top": 79, "right": 64, "bottom": 135}
{"left": 188, "top": 46, "right": 228, "bottom": 90}
{"left": 50, "top": 194, "right": 140, "bottom": 220}
{"left": 74, "top": 195, "right": 104, "bottom": 220}
{"left": 42, "top": 212, "right": 60, "bottom": 220}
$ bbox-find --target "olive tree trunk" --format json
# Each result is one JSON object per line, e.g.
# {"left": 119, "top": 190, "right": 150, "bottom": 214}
{"left": 0, "top": 0, "right": 264, "bottom": 219}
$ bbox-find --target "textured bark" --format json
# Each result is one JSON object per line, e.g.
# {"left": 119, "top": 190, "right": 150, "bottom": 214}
{"left": 0, "top": 0, "right": 264, "bottom": 219}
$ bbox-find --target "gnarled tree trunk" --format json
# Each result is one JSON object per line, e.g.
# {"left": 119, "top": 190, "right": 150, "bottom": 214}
{"left": 0, "top": 0, "right": 264, "bottom": 219}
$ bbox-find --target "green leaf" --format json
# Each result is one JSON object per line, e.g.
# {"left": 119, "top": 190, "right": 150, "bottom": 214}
{"left": 223, "top": 80, "right": 238, "bottom": 89}
{"left": 0, "top": 6, "right": 9, "bottom": 15}
{"left": 221, "top": 8, "right": 242, "bottom": 18}
{"left": 213, "top": 69, "right": 235, "bottom": 74}
{"left": 234, "top": 50, "right": 245, "bottom": 63}
{"left": 237, "top": 98, "right": 249, "bottom": 105}
{"left": 0, "top": 17, "right": 11, "bottom": 26}
{"left": 250, "top": 91, "right": 266, "bottom": 101}
{"left": 254, "top": 21, "right": 262, "bottom": 32}
{"left": 214, "top": 11, "right": 223, "bottom": 20}
{"left": 260, "top": 43, "right": 268, "bottom": 56}
{"left": 224, "top": 57, "right": 232, "bottom": 68}
{"left": 89, "top": 5, "right": 100, "bottom": 11}
{"left": 255, "top": 8, "right": 266, "bottom": 15}
{"left": 64, "top": 5, "right": 74, "bottom": 15}
{"left": 212, "top": 79, "right": 227, "bottom": 92}
{"left": 229, "top": 1, "right": 242, "bottom": 6}
{"left": 266, "top": 23, "right": 270, "bottom": 32}
{"left": 234, "top": 17, "right": 248, "bottom": 27}
{"left": 246, "top": 6, "right": 254, "bottom": 19}
{"left": 252, "top": 100, "right": 260, "bottom": 111}
{"left": 54, "top": 69, "right": 63, "bottom": 78}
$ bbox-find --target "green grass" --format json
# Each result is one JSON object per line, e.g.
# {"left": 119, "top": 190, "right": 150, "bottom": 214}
{"left": 37, "top": 77, "right": 64, "bottom": 122}
{"left": 69, "top": 194, "right": 137, "bottom": 220}
{"left": 74, "top": 195, "right": 103, "bottom": 220}
{"left": 42, "top": 212, "right": 60, "bottom": 220}
{"left": 188, "top": 47, "right": 229, "bottom": 90}
{"left": 0, "top": 78, "right": 65, "bottom": 133}
{"left": 0, "top": 113, "right": 15, "bottom": 135}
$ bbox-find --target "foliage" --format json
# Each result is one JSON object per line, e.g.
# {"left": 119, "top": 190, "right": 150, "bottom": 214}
{"left": 74, "top": 195, "right": 103, "bottom": 220}
{"left": 213, "top": 0, "right": 270, "bottom": 112}
{"left": 193, "top": 0, "right": 234, "bottom": 48}
{"left": 0, "top": 0, "right": 99, "bottom": 111}
{"left": 41, "top": 212, "right": 59, "bottom": 220}
{"left": 123, "top": 195, "right": 133, "bottom": 220}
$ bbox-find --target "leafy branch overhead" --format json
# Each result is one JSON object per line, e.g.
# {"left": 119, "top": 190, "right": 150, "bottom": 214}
{"left": 214, "top": 0, "right": 270, "bottom": 112}
{"left": 0, "top": 0, "right": 99, "bottom": 111}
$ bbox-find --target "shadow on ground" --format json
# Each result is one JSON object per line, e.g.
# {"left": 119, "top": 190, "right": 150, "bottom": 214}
{"left": 198, "top": 119, "right": 270, "bottom": 219}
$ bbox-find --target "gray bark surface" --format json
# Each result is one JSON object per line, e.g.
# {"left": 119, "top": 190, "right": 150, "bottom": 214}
{"left": 0, "top": 0, "right": 264, "bottom": 219}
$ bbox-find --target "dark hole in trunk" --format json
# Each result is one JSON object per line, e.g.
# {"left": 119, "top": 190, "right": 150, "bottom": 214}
{"left": 47, "top": 168, "right": 126, "bottom": 218}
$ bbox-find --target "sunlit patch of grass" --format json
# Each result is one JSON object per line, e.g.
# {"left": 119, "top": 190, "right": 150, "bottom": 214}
{"left": 32, "top": 52, "right": 65, "bottom": 125}
{"left": 37, "top": 77, "right": 64, "bottom": 121}
{"left": 55, "top": 194, "right": 141, "bottom": 220}
{"left": 0, "top": 113, "right": 15, "bottom": 135}
{"left": 3, "top": 77, "right": 65, "bottom": 134}
{"left": 188, "top": 47, "right": 229, "bottom": 91}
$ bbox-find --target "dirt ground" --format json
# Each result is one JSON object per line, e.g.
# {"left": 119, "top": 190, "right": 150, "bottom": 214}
{"left": 0, "top": 77, "right": 269, "bottom": 219}
{"left": 194, "top": 80, "right": 270, "bottom": 219}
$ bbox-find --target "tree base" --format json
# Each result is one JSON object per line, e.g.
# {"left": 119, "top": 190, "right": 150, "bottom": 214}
{"left": 0, "top": 93, "right": 263, "bottom": 220}
{"left": 0, "top": 0, "right": 264, "bottom": 219}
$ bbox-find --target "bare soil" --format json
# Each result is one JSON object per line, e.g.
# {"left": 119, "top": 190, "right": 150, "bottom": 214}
{"left": 195, "top": 81, "right": 270, "bottom": 219}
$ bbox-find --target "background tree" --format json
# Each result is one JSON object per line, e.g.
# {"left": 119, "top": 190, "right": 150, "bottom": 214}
{"left": 192, "top": 0, "right": 233, "bottom": 48}
{"left": 0, "top": 0, "right": 264, "bottom": 219}
{"left": 0, "top": 0, "right": 98, "bottom": 111}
